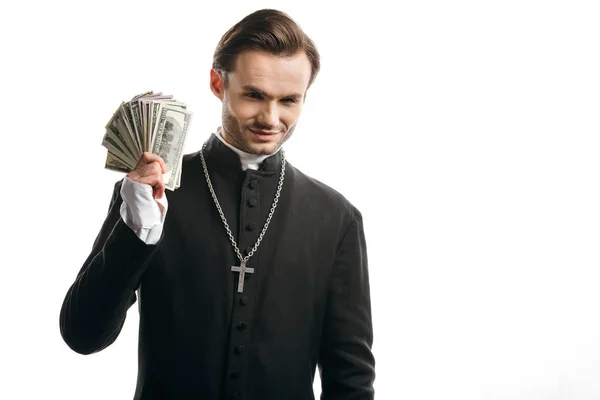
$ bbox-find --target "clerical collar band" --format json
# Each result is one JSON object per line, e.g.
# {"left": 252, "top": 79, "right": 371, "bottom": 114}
{"left": 199, "top": 132, "right": 283, "bottom": 174}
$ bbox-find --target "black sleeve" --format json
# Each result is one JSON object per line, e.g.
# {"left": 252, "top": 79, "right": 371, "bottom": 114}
{"left": 59, "top": 180, "right": 163, "bottom": 355}
{"left": 319, "top": 211, "right": 376, "bottom": 399}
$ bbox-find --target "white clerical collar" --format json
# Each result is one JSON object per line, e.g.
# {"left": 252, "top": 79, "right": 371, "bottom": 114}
{"left": 214, "top": 127, "right": 280, "bottom": 171}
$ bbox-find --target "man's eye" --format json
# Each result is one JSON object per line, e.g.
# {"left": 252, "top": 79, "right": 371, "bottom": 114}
{"left": 247, "top": 92, "right": 262, "bottom": 99}
{"left": 281, "top": 98, "right": 297, "bottom": 104}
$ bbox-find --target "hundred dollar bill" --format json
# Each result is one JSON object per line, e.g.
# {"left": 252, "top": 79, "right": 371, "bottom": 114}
{"left": 104, "top": 105, "right": 140, "bottom": 161}
{"left": 128, "top": 101, "right": 144, "bottom": 154}
{"left": 141, "top": 100, "right": 149, "bottom": 151}
{"left": 151, "top": 105, "right": 193, "bottom": 191}
{"left": 105, "top": 151, "right": 132, "bottom": 173}
{"left": 138, "top": 95, "right": 175, "bottom": 151}
{"left": 119, "top": 103, "right": 141, "bottom": 155}
{"left": 102, "top": 127, "right": 137, "bottom": 167}
{"left": 130, "top": 90, "right": 154, "bottom": 101}
{"left": 129, "top": 94, "right": 174, "bottom": 152}
{"left": 173, "top": 153, "right": 183, "bottom": 189}
{"left": 149, "top": 100, "right": 187, "bottom": 149}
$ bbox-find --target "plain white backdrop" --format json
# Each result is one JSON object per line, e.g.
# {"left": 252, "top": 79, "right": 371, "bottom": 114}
{"left": 1, "top": 0, "right": 600, "bottom": 398}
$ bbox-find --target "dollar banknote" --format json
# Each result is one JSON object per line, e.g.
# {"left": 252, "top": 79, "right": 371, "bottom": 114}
{"left": 150, "top": 105, "right": 192, "bottom": 190}
{"left": 102, "top": 91, "right": 192, "bottom": 190}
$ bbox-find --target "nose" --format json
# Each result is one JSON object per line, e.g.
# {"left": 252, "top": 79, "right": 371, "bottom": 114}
{"left": 257, "top": 102, "right": 279, "bottom": 128}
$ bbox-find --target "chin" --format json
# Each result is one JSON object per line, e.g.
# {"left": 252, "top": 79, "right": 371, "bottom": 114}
{"left": 247, "top": 142, "right": 280, "bottom": 155}
{"left": 244, "top": 134, "right": 285, "bottom": 155}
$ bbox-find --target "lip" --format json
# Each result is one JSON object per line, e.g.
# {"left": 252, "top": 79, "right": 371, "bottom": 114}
{"left": 249, "top": 128, "right": 279, "bottom": 135}
{"left": 249, "top": 128, "right": 280, "bottom": 141}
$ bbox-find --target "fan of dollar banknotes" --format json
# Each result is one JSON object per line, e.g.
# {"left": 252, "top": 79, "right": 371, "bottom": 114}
{"left": 102, "top": 91, "right": 193, "bottom": 190}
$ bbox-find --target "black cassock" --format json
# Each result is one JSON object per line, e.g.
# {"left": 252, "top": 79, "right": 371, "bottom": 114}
{"left": 60, "top": 134, "right": 375, "bottom": 399}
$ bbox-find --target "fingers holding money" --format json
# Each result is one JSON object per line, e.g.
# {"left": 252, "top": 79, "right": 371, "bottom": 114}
{"left": 134, "top": 152, "right": 167, "bottom": 173}
{"left": 127, "top": 152, "right": 167, "bottom": 199}
{"left": 103, "top": 91, "right": 191, "bottom": 191}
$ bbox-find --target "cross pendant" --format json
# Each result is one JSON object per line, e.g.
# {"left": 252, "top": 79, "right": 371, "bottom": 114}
{"left": 231, "top": 260, "right": 255, "bottom": 293}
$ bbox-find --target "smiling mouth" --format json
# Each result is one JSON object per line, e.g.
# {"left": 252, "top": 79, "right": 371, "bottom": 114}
{"left": 249, "top": 128, "right": 282, "bottom": 142}
{"left": 249, "top": 128, "right": 279, "bottom": 135}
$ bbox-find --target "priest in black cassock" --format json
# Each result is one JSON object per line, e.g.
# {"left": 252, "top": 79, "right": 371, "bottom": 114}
{"left": 59, "top": 8, "right": 375, "bottom": 400}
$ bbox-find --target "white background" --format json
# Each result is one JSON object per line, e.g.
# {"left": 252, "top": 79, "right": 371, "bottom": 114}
{"left": 1, "top": 0, "right": 599, "bottom": 399}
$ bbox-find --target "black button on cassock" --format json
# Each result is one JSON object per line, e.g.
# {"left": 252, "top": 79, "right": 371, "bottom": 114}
{"left": 231, "top": 370, "right": 241, "bottom": 379}
{"left": 248, "top": 198, "right": 257, "bottom": 207}
{"left": 230, "top": 394, "right": 240, "bottom": 400}
{"left": 246, "top": 222, "right": 256, "bottom": 231}
{"left": 234, "top": 345, "right": 245, "bottom": 355}
{"left": 249, "top": 180, "right": 258, "bottom": 189}
{"left": 238, "top": 321, "right": 248, "bottom": 331}
{"left": 240, "top": 297, "right": 249, "bottom": 306}
{"left": 244, "top": 247, "right": 252, "bottom": 256}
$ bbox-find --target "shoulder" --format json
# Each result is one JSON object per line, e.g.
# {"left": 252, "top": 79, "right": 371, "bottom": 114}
{"left": 287, "top": 162, "right": 362, "bottom": 222}
{"left": 178, "top": 150, "right": 203, "bottom": 180}
{"left": 182, "top": 150, "right": 201, "bottom": 165}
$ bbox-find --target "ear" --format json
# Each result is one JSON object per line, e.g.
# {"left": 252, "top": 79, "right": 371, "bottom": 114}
{"left": 210, "top": 69, "right": 225, "bottom": 100}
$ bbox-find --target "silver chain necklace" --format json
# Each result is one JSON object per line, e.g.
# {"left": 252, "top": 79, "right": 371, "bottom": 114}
{"left": 199, "top": 141, "right": 286, "bottom": 292}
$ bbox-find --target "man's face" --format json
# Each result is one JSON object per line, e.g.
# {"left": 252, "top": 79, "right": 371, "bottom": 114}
{"left": 210, "top": 50, "right": 312, "bottom": 155}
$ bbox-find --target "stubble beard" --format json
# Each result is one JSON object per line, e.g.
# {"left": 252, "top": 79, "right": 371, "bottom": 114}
{"left": 220, "top": 101, "right": 295, "bottom": 156}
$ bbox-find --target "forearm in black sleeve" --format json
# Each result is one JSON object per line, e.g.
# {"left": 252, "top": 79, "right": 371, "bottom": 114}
{"left": 59, "top": 180, "right": 162, "bottom": 355}
{"left": 319, "top": 211, "right": 376, "bottom": 399}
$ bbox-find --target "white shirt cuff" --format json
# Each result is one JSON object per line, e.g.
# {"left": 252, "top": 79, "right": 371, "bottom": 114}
{"left": 119, "top": 177, "right": 168, "bottom": 245}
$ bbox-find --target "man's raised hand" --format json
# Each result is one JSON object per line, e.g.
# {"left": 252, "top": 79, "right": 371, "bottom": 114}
{"left": 126, "top": 152, "right": 167, "bottom": 199}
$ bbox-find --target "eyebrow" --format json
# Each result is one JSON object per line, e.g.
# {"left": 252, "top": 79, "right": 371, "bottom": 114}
{"left": 242, "top": 85, "right": 303, "bottom": 101}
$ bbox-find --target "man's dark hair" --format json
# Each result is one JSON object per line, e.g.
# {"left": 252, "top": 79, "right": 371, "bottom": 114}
{"left": 212, "top": 9, "right": 320, "bottom": 88}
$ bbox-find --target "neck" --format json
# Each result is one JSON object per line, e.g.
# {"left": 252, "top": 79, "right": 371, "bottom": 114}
{"left": 214, "top": 127, "right": 279, "bottom": 171}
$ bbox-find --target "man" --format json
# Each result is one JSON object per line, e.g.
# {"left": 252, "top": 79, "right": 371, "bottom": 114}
{"left": 60, "top": 8, "right": 375, "bottom": 400}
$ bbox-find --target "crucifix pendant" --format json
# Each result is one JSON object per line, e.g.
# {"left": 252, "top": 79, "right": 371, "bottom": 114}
{"left": 231, "top": 260, "right": 255, "bottom": 293}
